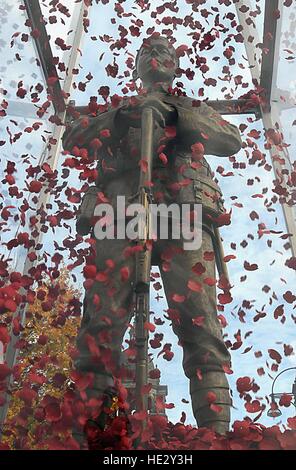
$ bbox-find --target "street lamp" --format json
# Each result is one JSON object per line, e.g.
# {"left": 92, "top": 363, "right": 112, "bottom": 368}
{"left": 267, "top": 367, "right": 296, "bottom": 418}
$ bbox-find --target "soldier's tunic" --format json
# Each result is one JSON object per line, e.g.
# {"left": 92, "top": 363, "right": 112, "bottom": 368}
{"left": 63, "top": 87, "right": 242, "bottom": 432}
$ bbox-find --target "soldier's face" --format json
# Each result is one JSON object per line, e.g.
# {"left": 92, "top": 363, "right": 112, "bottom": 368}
{"left": 136, "top": 39, "right": 177, "bottom": 85}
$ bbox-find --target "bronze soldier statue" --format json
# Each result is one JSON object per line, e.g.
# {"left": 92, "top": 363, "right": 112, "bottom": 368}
{"left": 62, "top": 34, "right": 242, "bottom": 439}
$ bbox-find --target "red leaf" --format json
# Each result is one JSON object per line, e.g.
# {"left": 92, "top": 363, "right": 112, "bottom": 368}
{"left": 83, "top": 265, "right": 97, "bottom": 279}
{"left": 163, "top": 350, "right": 174, "bottom": 361}
{"left": 204, "top": 251, "right": 215, "bottom": 261}
{"left": 279, "top": 393, "right": 292, "bottom": 407}
{"left": 284, "top": 344, "right": 294, "bottom": 356}
{"left": 268, "top": 349, "right": 282, "bottom": 364}
{"left": 176, "top": 44, "right": 189, "bottom": 57}
{"left": 191, "top": 262, "right": 206, "bottom": 276}
{"left": 0, "top": 364, "right": 12, "bottom": 381}
{"left": 207, "top": 210, "right": 232, "bottom": 227}
{"left": 244, "top": 261, "right": 258, "bottom": 271}
{"left": 149, "top": 333, "right": 163, "bottom": 349}
{"left": 206, "top": 391, "right": 217, "bottom": 404}
{"left": 165, "top": 126, "right": 177, "bottom": 138}
{"left": 37, "top": 334, "right": 48, "bottom": 345}
{"left": 218, "top": 292, "right": 232, "bottom": 305}
{"left": 258, "top": 438, "right": 281, "bottom": 450}
{"left": 180, "top": 411, "right": 186, "bottom": 424}
{"left": 285, "top": 257, "right": 296, "bottom": 270}
{"left": 171, "top": 293, "right": 186, "bottom": 303}
{"left": 149, "top": 368, "right": 161, "bottom": 379}
{"left": 287, "top": 417, "right": 296, "bottom": 429}
{"left": 187, "top": 279, "right": 203, "bottom": 293}
{"left": 144, "top": 321, "right": 156, "bottom": 333}
{"left": 248, "top": 129, "right": 261, "bottom": 139}
{"left": 159, "top": 153, "right": 168, "bottom": 165}
{"left": 218, "top": 314, "right": 227, "bottom": 328}
{"left": 150, "top": 58, "right": 158, "bottom": 70}
{"left": 274, "top": 305, "right": 284, "bottom": 319}
{"left": 192, "top": 316, "right": 205, "bottom": 327}
{"left": 245, "top": 400, "right": 262, "bottom": 413}
{"left": 17, "top": 386, "right": 37, "bottom": 405}
{"left": 210, "top": 403, "right": 222, "bottom": 413}
{"left": 196, "top": 368, "right": 203, "bottom": 380}
{"left": 45, "top": 402, "right": 62, "bottom": 422}
{"left": 100, "top": 129, "right": 111, "bottom": 138}
{"left": 203, "top": 277, "right": 216, "bottom": 286}
{"left": 138, "top": 159, "right": 148, "bottom": 173}
{"left": 141, "top": 383, "right": 152, "bottom": 395}
{"left": 28, "top": 180, "right": 42, "bottom": 193}
{"left": 223, "top": 254, "right": 236, "bottom": 262}
{"left": 236, "top": 376, "right": 253, "bottom": 394}
{"left": 120, "top": 266, "right": 130, "bottom": 282}
{"left": 191, "top": 142, "right": 204, "bottom": 160}
{"left": 283, "top": 291, "right": 296, "bottom": 303}
{"left": 222, "top": 364, "right": 233, "bottom": 375}
{"left": 47, "top": 76, "right": 59, "bottom": 86}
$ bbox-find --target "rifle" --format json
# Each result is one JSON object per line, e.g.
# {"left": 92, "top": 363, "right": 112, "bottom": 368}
{"left": 133, "top": 107, "right": 154, "bottom": 417}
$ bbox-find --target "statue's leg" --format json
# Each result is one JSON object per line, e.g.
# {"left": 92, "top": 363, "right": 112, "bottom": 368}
{"left": 72, "top": 236, "right": 136, "bottom": 445}
{"left": 158, "top": 229, "right": 232, "bottom": 435}
{"left": 72, "top": 171, "right": 141, "bottom": 447}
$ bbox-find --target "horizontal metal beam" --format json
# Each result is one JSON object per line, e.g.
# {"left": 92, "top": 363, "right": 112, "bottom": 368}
{"left": 205, "top": 99, "right": 261, "bottom": 116}
{"left": 23, "top": 0, "right": 66, "bottom": 113}
{"left": 68, "top": 98, "right": 260, "bottom": 119}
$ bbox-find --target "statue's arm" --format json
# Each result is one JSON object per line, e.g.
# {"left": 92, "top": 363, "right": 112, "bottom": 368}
{"left": 175, "top": 101, "right": 242, "bottom": 157}
{"left": 62, "top": 107, "right": 127, "bottom": 154}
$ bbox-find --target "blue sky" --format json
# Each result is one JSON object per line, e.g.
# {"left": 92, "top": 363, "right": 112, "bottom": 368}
{"left": 1, "top": 0, "right": 296, "bottom": 430}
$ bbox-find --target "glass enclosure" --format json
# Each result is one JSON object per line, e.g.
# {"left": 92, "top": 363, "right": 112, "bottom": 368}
{"left": 1, "top": 0, "right": 296, "bottom": 448}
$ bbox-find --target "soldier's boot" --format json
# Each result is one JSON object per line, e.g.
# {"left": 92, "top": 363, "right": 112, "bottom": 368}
{"left": 189, "top": 371, "right": 231, "bottom": 435}
{"left": 72, "top": 373, "right": 116, "bottom": 449}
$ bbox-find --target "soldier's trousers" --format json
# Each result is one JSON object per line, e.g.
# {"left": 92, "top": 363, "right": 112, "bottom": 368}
{"left": 75, "top": 173, "right": 232, "bottom": 433}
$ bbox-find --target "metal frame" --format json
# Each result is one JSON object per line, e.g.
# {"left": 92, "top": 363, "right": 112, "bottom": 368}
{"left": 24, "top": 0, "right": 66, "bottom": 113}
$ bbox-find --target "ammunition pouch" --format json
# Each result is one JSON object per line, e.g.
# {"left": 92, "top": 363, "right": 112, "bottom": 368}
{"left": 175, "top": 165, "right": 225, "bottom": 221}
{"left": 76, "top": 186, "right": 99, "bottom": 235}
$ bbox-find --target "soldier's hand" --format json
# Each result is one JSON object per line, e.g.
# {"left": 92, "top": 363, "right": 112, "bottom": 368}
{"left": 118, "top": 96, "right": 177, "bottom": 129}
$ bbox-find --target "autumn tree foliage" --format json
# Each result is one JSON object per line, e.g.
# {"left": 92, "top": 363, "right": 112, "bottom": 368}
{"left": 1, "top": 269, "right": 81, "bottom": 450}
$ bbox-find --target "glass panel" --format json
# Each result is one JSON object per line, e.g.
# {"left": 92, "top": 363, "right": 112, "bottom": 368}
{"left": 274, "top": 1, "right": 296, "bottom": 96}
{"left": 272, "top": 1, "right": 296, "bottom": 171}
{"left": 0, "top": 0, "right": 54, "bottom": 276}
{"left": 39, "top": 0, "right": 84, "bottom": 89}
{"left": 39, "top": 0, "right": 78, "bottom": 53}
{"left": 247, "top": 0, "right": 265, "bottom": 43}
{"left": 0, "top": 0, "right": 48, "bottom": 107}
{"left": 211, "top": 113, "right": 295, "bottom": 426}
